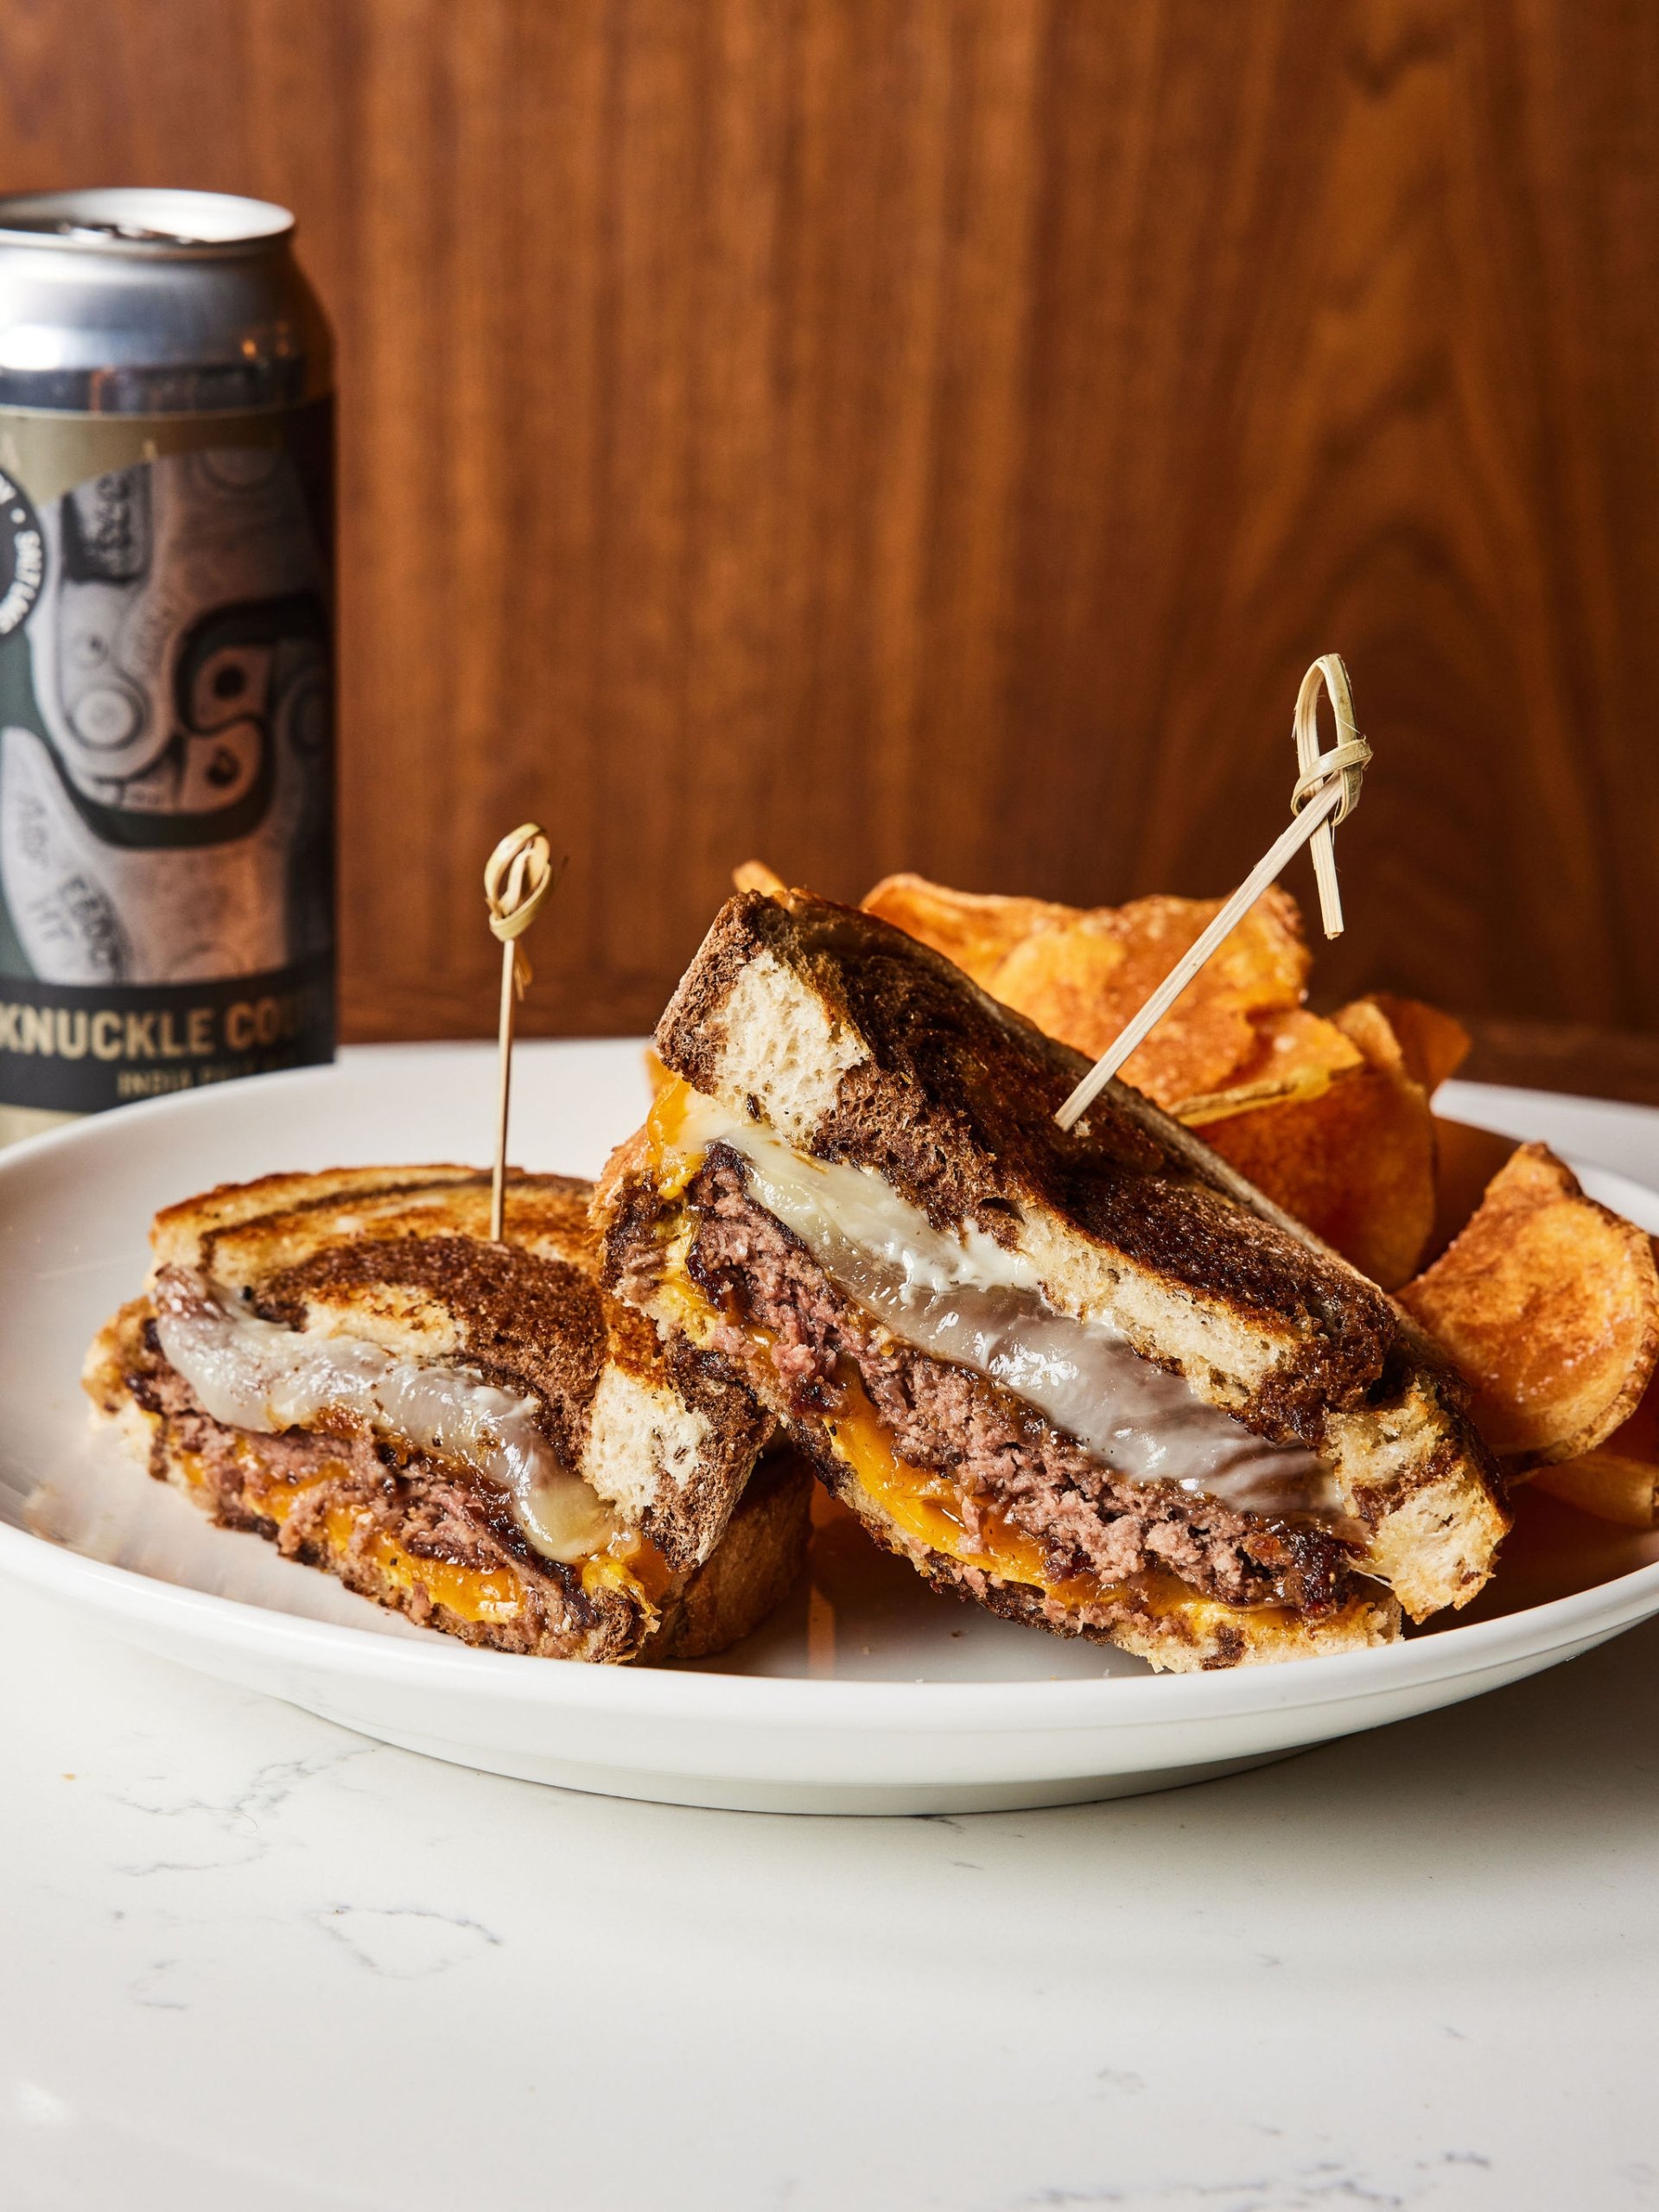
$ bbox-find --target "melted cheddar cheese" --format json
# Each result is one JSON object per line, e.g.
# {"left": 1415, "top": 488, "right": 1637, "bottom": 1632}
{"left": 321, "top": 1503, "right": 524, "bottom": 1624}
{"left": 645, "top": 1072, "right": 702, "bottom": 1194}
{"left": 217, "top": 1436, "right": 667, "bottom": 1628}
{"left": 644, "top": 1086, "right": 1094, "bottom": 1600}
{"left": 583, "top": 1539, "right": 677, "bottom": 1609}
{"left": 816, "top": 1374, "right": 1298, "bottom": 1632}
{"left": 818, "top": 1370, "right": 1160, "bottom": 1609}
{"left": 645, "top": 1236, "right": 1118, "bottom": 1607}
{"left": 822, "top": 1372, "right": 1052, "bottom": 1585}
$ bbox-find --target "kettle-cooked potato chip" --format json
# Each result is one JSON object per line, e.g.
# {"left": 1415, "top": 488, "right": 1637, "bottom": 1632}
{"left": 1424, "top": 1117, "right": 1520, "bottom": 1267}
{"left": 1397, "top": 1144, "right": 1659, "bottom": 1468}
{"left": 1366, "top": 994, "right": 1470, "bottom": 1095}
{"left": 1168, "top": 1007, "right": 1363, "bottom": 1123}
{"left": 733, "top": 859, "right": 790, "bottom": 899}
{"left": 988, "top": 889, "right": 1310, "bottom": 1103}
{"left": 1529, "top": 1368, "right": 1659, "bottom": 1525}
{"left": 1531, "top": 1448, "right": 1659, "bottom": 1527}
{"left": 1188, "top": 998, "right": 1440, "bottom": 1289}
{"left": 861, "top": 873, "right": 1071, "bottom": 987}
{"left": 864, "top": 872, "right": 1311, "bottom": 1106}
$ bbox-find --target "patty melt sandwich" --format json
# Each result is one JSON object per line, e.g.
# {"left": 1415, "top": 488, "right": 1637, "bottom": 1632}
{"left": 86, "top": 1166, "right": 803, "bottom": 1662}
{"left": 599, "top": 888, "right": 1509, "bottom": 1671}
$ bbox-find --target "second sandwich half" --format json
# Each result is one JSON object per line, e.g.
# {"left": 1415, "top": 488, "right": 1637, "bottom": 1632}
{"left": 599, "top": 887, "right": 1510, "bottom": 1672}
{"left": 86, "top": 1166, "right": 803, "bottom": 1662}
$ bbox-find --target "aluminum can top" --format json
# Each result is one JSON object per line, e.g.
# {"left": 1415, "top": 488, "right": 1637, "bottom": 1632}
{"left": 0, "top": 189, "right": 329, "bottom": 411}
{"left": 0, "top": 188, "right": 296, "bottom": 257}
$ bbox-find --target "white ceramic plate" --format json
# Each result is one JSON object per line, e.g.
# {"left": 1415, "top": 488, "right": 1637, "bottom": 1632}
{"left": 3, "top": 1042, "right": 1656, "bottom": 1815}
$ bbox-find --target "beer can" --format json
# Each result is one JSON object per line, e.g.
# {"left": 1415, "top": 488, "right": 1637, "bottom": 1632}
{"left": 0, "top": 188, "right": 334, "bottom": 1145}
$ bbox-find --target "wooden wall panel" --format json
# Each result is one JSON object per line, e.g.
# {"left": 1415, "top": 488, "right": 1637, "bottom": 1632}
{"left": 1, "top": 0, "right": 1655, "bottom": 1046}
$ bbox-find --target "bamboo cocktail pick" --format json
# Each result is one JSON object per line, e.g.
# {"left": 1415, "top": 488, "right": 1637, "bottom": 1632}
{"left": 1053, "top": 654, "right": 1371, "bottom": 1135}
{"left": 484, "top": 822, "right": 556, "bottom": 1242}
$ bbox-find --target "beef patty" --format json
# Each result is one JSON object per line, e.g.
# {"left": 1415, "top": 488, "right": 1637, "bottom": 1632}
{"left": 684, "top": 1149, "right": 1362, "bottom": 1614}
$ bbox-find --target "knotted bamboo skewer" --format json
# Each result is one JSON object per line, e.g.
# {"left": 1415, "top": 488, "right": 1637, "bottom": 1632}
{"left": 484, "top": 822, "right": 555, "bottom": 1241}
{"left": 1053, "top": 655, "right": 1371, "bottom": 1134}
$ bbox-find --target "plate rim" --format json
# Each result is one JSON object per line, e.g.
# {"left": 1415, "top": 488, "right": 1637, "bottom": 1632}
{"left": 6, "top": 1507, "right": 1655, "bottom": 1732}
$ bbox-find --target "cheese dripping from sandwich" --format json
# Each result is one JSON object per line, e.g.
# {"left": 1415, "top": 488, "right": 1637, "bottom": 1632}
{"left": 649, "top": 1079, "right": 1348, "bottom": 1527}
{"left": 152, "top": 1265, "right": 620, "bottom": 1564}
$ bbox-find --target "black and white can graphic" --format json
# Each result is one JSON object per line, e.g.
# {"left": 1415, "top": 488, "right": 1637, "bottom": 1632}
{"left": 0, "top": 466, "right": 44, "bottom": 639}
{"left": 0, "top": 407, "right": 335, "bottom": 1114}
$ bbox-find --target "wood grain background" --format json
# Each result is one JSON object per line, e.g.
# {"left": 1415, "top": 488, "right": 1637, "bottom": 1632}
{"left": 3, "top": 0, "right": 1656, "bottom": 1060}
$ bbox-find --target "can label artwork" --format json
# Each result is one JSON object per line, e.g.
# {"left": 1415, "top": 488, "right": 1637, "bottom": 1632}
{"left": 0, "top": 401, "right": 334, "bottom": 1111}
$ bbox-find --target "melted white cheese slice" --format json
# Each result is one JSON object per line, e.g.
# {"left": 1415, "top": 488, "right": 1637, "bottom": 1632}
{"left": 677, "top": 1093, "right": 1342, "bottom": 1524}
{"left": 152, "top": 1267, "right": 618, "bottom": 1565}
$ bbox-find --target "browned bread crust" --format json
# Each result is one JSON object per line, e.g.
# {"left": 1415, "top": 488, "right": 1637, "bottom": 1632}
{"left": 650, "top": 1448, "right": 815, "bottom": 1662}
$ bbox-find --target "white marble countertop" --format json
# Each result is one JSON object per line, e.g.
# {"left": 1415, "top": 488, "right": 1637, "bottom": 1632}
{"left": 5, "top": 1077, "right": 1659, "bottom": 2211}
{"left": 5, "top": 1581, "right": 1658, "bottom": 2211}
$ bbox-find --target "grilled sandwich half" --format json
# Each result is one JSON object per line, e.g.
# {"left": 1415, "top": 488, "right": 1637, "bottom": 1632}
{"left": 598, "top": 887, "right": 1509, "bottom": 1673}
{"left": 86, "top": 1166, "right": 802, "bottom": 1663}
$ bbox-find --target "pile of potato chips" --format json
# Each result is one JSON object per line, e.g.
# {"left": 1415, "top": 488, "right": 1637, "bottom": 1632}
{"left": 862, "top": 871, "right": 1471, "bottom": 1291}
{"left": 734, "top": 861, "right": 1659, "bottom": 1529}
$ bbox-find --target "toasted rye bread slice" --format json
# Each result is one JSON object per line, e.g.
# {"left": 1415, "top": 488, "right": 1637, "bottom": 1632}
{"left": 640, "top": 889, "right": 1507, "bottom": 1629}
{"left": 86, "top": 1168, "right": 795, "bottom": 1662}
